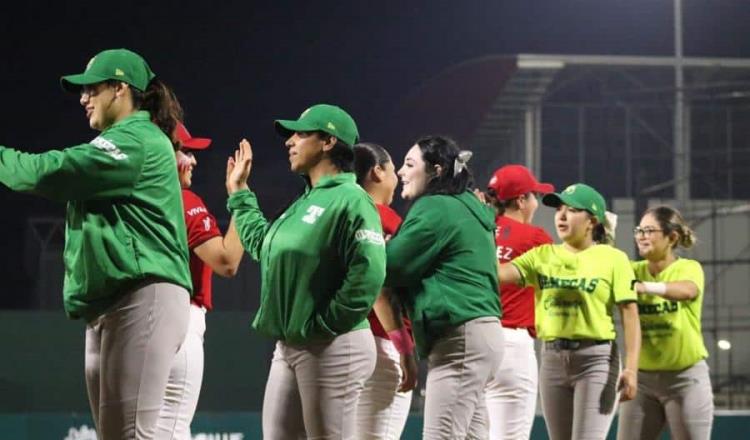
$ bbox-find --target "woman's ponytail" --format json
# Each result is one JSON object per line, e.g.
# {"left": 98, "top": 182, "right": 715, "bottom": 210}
{"left": 131, "top": 79, "right": 184, "bottom": 144}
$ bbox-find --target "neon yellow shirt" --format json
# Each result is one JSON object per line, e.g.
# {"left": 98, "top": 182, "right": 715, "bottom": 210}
{"left": 633, "top": 258, "right": 707, "bottom": 371}
{"left": 512, "top": 244, "right": 637, "bottom": 341}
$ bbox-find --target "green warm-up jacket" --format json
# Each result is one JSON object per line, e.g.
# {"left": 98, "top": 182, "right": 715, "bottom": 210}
{"left": 0, "top": 111, "right": 192, "bottom": 321}
{"left": 385, "top": 191, "right": 502, "bottom": 357}
{"left": 228, "top": 173, "right": 386, "bottom": 344}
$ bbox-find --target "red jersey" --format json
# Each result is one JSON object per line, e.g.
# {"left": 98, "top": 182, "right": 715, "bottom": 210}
{"left": 182, "top": 189, "right": 222, "bottom": 310}
{"left": 369, "top": 204, "right": 406, "bottom": 339}
{"left": 496, "top": 215, "right": 553, "bottom": 334}
{"left": 377, "top": 204, "right": 402, "bottom": 241}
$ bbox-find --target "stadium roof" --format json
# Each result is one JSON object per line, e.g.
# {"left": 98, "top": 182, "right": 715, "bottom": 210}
{"left": 394, "top": 53, "right": 750, "bottom": 156}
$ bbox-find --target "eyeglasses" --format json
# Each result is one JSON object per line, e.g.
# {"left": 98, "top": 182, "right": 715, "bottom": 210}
{"left": 633, "top": 227, "right": 663, "bottom": 237}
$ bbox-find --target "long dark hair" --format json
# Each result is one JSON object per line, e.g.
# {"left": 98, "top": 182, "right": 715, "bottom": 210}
{"left": 131, "top": 79, "right": 184, "bottom": 144}
{"left": 417, "top": 135, "right": 474, "bottom": 197}
{"left": 353, "top": 142, "right": 392, "bottom": 185}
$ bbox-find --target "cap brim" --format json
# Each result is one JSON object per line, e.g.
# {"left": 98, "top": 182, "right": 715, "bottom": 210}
{"left": 60, "top": 73, "right": 110, "bottom": 93}
{"left": 533, "top": 182, "right": 555, "bottom": 194}
{"left": 542, "top": 192, "right": 585, "bottom": 210}
{"left": 274, "top": 119, "right": 319, "bottom": 139}
{"left": 181, "top": 137, "right": 212, "bottom": 150}
{"left": 542, "top": 191, "right": 606, "bottom": 223}
{"left": 541, "top": 193, "right": 563, "bottom": 208}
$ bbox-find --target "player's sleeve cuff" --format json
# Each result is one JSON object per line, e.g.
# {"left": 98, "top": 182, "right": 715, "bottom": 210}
{"left": 509, "top": 262, "right": 527, "bottom": 286}
{"left": 227, "top": 189, "right": 256, "bottom": 212}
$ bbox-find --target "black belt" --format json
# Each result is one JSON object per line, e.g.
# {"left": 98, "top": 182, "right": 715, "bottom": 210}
{"left": 544, "top": 338, "right": 611, "bottom": 351}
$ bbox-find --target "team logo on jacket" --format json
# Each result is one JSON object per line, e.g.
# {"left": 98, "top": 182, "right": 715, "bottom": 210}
{"left": 91, "top": 136, "right": 127, "bottom": 160}
{"left": 302, "top": 205, "right": 326, "bottom": 224}
{"left": 355, "top": 229, "right": 385, "bottom": 246}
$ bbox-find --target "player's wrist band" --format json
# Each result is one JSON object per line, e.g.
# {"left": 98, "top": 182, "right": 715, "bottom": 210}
{"left": 641, "top": 281, "right": 667, "bottom": 296}
{"left": 387, "top": 327, "right": 415, "bottom": 355}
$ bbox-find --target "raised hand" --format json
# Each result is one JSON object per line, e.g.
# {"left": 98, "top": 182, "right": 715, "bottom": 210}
{"left": 226, "top": 139, "right": 253, "bottom": 195}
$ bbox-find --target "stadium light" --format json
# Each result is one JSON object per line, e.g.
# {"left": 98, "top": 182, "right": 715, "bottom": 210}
{"left": 718, "top": 339, "right": 732, "bottom": 351}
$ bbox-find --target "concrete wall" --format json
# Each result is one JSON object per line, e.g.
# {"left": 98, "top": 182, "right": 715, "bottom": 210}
{"left": 0, "top": 311, "right": 274, "bottom": 412}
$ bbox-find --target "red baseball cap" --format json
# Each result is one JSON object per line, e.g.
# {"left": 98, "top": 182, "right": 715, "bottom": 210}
{"left": 175, "top": 122, "right": 212, "bottom": 150}
{"left": 487, "top": 164, "right": 555, "bottom": 200}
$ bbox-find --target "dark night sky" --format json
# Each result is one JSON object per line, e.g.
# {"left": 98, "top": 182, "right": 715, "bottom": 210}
{"left": 2, "top": 0, "right": 750, "bottom": 306}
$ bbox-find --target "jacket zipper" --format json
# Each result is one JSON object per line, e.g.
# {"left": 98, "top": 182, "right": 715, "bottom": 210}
{"left": 260, "top": 191, "right": 310, "bottom": 336}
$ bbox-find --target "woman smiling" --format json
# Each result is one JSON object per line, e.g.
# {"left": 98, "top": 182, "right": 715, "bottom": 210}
{"left": 385, "top": 135, "right": 503, "bottom": 439}
{"left": 0, "top": 48, "right": 191, "bottom": 439}
{"left": 617, "top": 206, "right": 713, "bottom": 440}
{"left": 226, "top": 104, "right": 385, "bottom": 439}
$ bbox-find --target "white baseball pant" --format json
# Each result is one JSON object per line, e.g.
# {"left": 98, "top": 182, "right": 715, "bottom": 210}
{"left": 617, "top": 360, "right": 713, "bottom": 440}
{"left": 261, "top": 328, "right": 377, "bottom": 439}
{"left": 539, "top": 341, "right": 620, "bottom": 440}
{"left": 155, "top": 304, "right": 207, "bottom": 439}
{"left": 423, "top": 317, "right": 505, "bottom": 440}
{"left": 485, "top": 326, "right": 538, "bottom": 440}
{"left": 85, "top": 281, "right": 190, "bottom": 440}
{"left": 355, "top": 335, "right": 413, "bottom": 439}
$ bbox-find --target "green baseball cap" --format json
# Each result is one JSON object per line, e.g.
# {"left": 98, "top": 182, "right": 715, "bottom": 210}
{"left": 60, "top": 49, "right": 155, "bottom": 93}
{"left": 274, "top": 104, "right": 360, "bottom": 147}
{"left": 542, "top": 183, "right": 607, "bottom": 223}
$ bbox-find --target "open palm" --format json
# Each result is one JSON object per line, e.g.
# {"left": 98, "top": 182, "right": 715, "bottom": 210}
{"left": 226, "top": 138, "right": 253, "bottom": 194}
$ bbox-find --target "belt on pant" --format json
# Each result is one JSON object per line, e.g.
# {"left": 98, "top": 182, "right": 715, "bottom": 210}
{"left": 544, "top": 338, "right": 611, "bottom": 351}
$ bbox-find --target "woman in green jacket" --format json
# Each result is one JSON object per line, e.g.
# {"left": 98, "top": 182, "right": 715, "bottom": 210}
{"left": 385, "top": 135, "right": 504, "bottom": 439}
{"left": 0, "top": 49, "right": 192, "bottom": 439}
{"left": 226, "top": 104, "right": 386, "bottom": 439}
